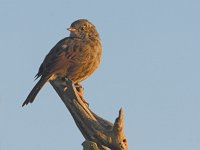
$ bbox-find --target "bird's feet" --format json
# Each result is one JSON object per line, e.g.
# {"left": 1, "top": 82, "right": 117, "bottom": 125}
{"left": 63, "top": 80, "right": 89, "bottom": 106}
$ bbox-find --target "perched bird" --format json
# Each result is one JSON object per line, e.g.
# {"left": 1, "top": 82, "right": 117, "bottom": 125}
{"left": 22, "top": 19, "right": 102, "bottom": 107}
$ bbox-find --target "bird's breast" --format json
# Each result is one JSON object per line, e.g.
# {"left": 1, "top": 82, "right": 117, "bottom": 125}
{"left": 67, "top": 40, "right": 102, "bottom": 83}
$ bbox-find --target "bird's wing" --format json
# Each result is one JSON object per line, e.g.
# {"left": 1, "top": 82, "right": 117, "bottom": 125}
{"left": 35, "top": 37, "right": 82, "bottom": 79}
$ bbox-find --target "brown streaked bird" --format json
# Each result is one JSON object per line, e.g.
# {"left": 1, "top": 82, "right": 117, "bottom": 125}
{"left": 22, "top": 19, "right": 102, "bottom": 107}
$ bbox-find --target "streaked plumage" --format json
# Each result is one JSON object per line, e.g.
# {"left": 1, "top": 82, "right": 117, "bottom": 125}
{"left": 22, "top": 19, "right": 102, "bottom": 106}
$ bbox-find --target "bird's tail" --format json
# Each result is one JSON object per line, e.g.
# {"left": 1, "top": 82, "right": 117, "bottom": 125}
{"left": 22, "top": 77, "right": 49, "bottom": 107}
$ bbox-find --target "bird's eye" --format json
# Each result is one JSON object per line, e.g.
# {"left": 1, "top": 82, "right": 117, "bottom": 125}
{"left": 81, "top": 25, "right": 86, "bottom": 30}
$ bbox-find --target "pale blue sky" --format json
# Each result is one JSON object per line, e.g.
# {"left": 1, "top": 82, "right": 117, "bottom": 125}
{"left": 0, "top": 0, "right": 200, "bottom": 150}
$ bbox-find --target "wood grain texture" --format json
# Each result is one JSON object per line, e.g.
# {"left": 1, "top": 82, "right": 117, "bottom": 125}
{"left": 50, "top": 78, "right": 128, "bottom": 150}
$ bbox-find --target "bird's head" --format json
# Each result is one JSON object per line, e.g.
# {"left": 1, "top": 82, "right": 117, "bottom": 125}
{"left": 67, "top": 19, "right": 99, "bottom": 40}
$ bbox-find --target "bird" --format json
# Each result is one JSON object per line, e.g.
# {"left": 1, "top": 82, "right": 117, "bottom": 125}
{"left": 22, "top": 19, "right": 102, "bottom": 107}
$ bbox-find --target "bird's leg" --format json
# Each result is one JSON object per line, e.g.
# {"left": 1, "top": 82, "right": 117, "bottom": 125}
{"left": 62, "top": 78, "right": 89, "bottom": 106}
{"left": 74, "top": 83, "right": 89, "bottom": 106}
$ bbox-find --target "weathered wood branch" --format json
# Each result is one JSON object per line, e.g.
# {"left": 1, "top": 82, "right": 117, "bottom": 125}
{"left": 50, "top": 78, "right": 128, "bottom": 150}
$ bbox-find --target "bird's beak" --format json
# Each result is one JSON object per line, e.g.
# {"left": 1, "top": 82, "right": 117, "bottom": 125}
{"left": 67, "top": 27, "right": 76, "bottom": 32}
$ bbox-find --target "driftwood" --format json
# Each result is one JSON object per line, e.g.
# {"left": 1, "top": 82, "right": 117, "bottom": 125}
{"left": 50, "top": 78, "right": 128, "bottom": 150}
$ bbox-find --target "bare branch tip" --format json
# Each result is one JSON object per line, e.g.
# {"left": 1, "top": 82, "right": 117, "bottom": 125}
{"left": 119, "top": 108, "right": 124, "bottom": 118}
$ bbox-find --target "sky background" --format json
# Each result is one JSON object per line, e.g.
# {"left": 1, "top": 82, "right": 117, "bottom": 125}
{"left": 0, "top": 0, "right": 200, "bottom": 150}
